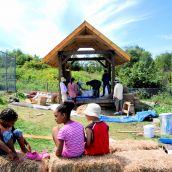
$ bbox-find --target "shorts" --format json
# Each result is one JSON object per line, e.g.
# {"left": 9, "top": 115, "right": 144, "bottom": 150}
{"left": 0, "top": 129, "right": 22, "bottom": 155}
{"left": 114, "top": 98, "right": 123, "bottom": 110}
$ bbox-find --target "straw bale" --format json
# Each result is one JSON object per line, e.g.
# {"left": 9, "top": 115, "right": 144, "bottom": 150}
{"left": 115, "top": 149, "right": 172, "bottom": 172}
{"left": 76, "top": 104, "right": 87, "bottom": 116}
{"left": 110, "top": 139, "right": 159, "bottom": 153}
{"left": 51, "top": 92, "right": 60, "bottom": 103}
{"left": 49, "top": 153, "right": 123, "bottom": 172}
{"left": 0, "top": 153, "right": 48, "bottom": 172}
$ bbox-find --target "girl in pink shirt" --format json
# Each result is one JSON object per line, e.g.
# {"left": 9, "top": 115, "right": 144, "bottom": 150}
{"left": 67, "top": 78, "right": 78, "bottom": 103}
{"left": 52, "top": 101, "right": 84, "bottom": 158}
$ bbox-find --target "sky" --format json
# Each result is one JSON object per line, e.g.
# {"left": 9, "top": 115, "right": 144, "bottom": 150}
{"left": 0, "top": 0, "right": 172, "bottom": 59}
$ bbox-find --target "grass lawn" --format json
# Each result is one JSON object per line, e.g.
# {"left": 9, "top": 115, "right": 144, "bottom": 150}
{"left": 1, "top": 104, "right": 164, "bottom": 153}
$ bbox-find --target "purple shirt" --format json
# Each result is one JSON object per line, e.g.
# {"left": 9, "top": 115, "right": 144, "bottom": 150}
{"left": 57, "top": 121, "right": 84, "bottom": 158}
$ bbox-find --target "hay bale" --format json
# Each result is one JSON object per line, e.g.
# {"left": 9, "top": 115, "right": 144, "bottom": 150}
{"left": 110, "top": 139, "right": 159, "bottom": 153}
{"left": 0, "top": 153, "right": 48, "bottom": 172}
{"left": 76, "top": 104, "right": 87, "bottom": 116}
{"left": 116, "top": 149, "right": 172, "bottom": 172}
{"left": 49, "top": 153, "right": 122, "bottom": 172}
{"left": 51, "top": 93, "right": 60, "bottom": 103}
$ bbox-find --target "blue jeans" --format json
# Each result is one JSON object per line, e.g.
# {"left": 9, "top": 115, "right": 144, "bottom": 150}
{"left": 0, "top": 129, "right": 22, "bottom": 155}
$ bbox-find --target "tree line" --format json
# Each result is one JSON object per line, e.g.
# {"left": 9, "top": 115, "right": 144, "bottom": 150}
{"left": 6, "top": 46, "right": 172, "bottom": 92}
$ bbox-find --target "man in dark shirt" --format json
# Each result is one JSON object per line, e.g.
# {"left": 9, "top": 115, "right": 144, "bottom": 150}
{"left": 101, "top": 69, "right": 111, "bottom": 97}
{"left": 86, "top": 80, "right": 101, "bottom": 97}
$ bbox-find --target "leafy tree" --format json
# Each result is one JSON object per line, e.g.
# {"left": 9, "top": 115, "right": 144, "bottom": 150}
{"left": 23, "top": 59, "right": 49, "bottom": 70}
{"left": 117, "top": 46, "right": 161, "bottom": 88}
{"left": 7, "top": 49, "right": 33, "bottom": 66}
{"left": 155, "top": 53, "right": 172, "bottom": 92}
{"left": 155, "top": 53, "right": 172, "bottom": 72}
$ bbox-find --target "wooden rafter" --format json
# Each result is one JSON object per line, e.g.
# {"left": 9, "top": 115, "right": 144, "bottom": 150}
{"left": 42, "top": 21, "right": 130, "bottom": 67}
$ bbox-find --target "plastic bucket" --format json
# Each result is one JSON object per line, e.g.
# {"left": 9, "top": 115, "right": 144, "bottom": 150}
{"left": 159, "top": 113, "right": 172, "bottom": 135}
{"left": 143, "top": 125, "right": 154, "bottom": 138}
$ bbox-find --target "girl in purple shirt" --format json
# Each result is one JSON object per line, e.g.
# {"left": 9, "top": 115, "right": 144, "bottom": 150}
{"left": 52, "top": 101, "right": 84, "bottom": 158}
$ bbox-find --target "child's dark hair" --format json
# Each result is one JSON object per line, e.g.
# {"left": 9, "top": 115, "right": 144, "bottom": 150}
{"left": 56, "top": 101, "right": 75, "bottom": 120}
{"left": 0, "top": 108, "right": 18, "bottom": 122}
{"left": 70, "top": 77, "right": 75, "bottom": 83}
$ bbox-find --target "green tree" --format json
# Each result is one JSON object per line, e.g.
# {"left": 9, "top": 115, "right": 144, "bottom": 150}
{"left": 155, "top": 53, "right": 172, "bottom": 92}
{"left": 117, "top": 46, "right": 160, "bottom": 88}
{"left": 7, "top": 49, "right": 33, "bottom": 66}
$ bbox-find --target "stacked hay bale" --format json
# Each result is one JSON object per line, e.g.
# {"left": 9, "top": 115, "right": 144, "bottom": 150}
{"left": 76, "top": 104, "right": 87, "bottom": 116}
{"left": 0, "top": 153, "right": 48, "bottom": 172}
{"left": 49, "top": 154, "right": 122, "bottom": 172}
{"left": 2, "top": 140, "right": 172, "bottom": 171}
{"left": 116, "top": 149, "right": 172, "bottom": 172}
{"left": 109, "top": 139, "right": 159, "bottom": 153}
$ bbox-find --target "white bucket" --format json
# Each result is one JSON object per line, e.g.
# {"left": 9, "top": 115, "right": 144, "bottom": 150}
{"left": 159, "top": 113, "right": 172, "bottom": 135}
{"left": 143, "top": 125, "right": 154, "bottom": 138}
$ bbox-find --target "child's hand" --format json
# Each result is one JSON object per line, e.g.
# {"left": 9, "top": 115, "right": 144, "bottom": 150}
{"left": 8, "top": 151, "right": 18, "bottom": 160}
{"left": 26, "top": 143, "right": 32, "bottom": 152}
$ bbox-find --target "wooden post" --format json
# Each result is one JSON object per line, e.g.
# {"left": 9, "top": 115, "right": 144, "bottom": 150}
{"left": 58, "top": 53, "right": 62, "bottom": 102}
{"left": 111, "top": 53, "right": 115, "bottom": 95}
{"left": 46, "top": 82, "right": 48, "bottom": 92}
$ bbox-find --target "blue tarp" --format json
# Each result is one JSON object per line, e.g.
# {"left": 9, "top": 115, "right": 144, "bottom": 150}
{"left": 99, "top": 110, "right": 157, "bottom": 123}
{"left": 159, "top": 138, "right": 172, "bottom": 144}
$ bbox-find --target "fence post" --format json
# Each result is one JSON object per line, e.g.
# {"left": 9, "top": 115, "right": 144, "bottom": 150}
{"left": 46, "top": 82, "right": 48, "bottom": 92}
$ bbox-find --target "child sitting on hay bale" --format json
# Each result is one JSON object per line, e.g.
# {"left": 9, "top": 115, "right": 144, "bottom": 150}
{"left": 83, "top": 103, "right": 110, "bottom": 155}
{"left": 0, "top": 108, "right": 31, "bottom": 161}
{"left": 52, "top": 101, "right": 85, "bottom": 158}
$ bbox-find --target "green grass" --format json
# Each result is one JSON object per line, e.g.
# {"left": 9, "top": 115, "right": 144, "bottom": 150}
{"left": 1, "top": 91, "right": 172, "bottom": 153}
{"left": 6, "top": 105, "right": 161, "bottom": 153}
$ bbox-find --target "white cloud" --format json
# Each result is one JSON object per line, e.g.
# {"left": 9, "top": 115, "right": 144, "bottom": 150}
{"left": 84, "top": 0, "right": 140, "bottom": 26}
{"left": 0, "top": 0, "right": 153, "bottom": 57}
{"left": 101, "top": 13, "right": 150, "bottom": 33}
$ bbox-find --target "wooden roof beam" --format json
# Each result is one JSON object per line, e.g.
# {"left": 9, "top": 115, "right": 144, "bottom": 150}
{"left": 59, "top": 50, "right": 114, "bottom": 56}
{"left": 68, "top": 57, "right": 106, "bottom": 61}
{"left": 74, "top": 35, "right": 97, "bottom": 40}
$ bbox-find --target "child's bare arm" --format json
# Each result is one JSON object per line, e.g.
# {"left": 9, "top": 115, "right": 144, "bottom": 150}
{"left": 55, "top": 139, "right": 64, "bottom": 156}
{"left": 0, "top": 139, "right": 18, "bottom": 160}
{"left": 24, "top": 138, "right": 31, "bottom": 152}
{"left": 85, "top": 128, "right": 92, "bottom": 147}
{"left": 0, "top": 139, "right": 12, "bottom": 154}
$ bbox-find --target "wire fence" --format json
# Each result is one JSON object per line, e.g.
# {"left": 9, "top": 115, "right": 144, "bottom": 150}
{"left": 15, "top": 79, "right": 166, "bottom": 99}
{"left": 128, "top": 88, "right": 165, "bottom": 98}
{"left": 16, "top": 80, "right": 59, "bottom": 93}
{"left": 0, "top": 51, "right": 16, "bottom": 92}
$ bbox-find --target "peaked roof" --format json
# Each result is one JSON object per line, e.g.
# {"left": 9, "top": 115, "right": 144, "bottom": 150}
{"left": 42, "top": 21, "right": 130, "bottom": 67}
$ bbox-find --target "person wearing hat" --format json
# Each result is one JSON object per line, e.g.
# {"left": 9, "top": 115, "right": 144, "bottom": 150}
{"left": 60, "top": 77, "right": 68, "bottom": 103}
{"left": 113, "top": 79, "right": 123, "bottom": 115}
{"left": 83, "top": 103, "right": 109, "bottom": 156}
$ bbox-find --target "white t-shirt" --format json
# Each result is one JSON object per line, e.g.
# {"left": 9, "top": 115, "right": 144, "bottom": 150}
{"left": 113, "top": 83, "right": 123, "bottom": 100}
{"left": 60, "top": 82, "right": 67, "bottom": 93}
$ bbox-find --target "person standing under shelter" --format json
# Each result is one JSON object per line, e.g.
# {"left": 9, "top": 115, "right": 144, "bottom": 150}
{"left": 113, "top": 80, "right": 123, "bottom": 115}
{"left": 101, "top": 69, "right": 111, "bottom": 97}
{"left": 67, "top": 78, "right": 78, "bottom": 103}
{"left": 86, "top": 80, "right": 101, "bottom": 98}
{"left": 60, "top": 77, "right": 68, "bottom": 103}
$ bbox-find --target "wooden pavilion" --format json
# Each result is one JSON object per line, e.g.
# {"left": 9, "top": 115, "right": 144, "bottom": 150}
{"left": 43, "top": 21, "right": 130, "bottom": 106}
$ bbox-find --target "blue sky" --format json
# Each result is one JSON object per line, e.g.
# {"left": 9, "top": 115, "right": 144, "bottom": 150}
{"left": 0, "top": 0, "right": 172, "bottom": 58}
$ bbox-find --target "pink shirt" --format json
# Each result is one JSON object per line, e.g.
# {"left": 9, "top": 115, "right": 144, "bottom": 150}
{"left": 57, "top": 121, "right": 84, "bottom": 158}
{"left": 67, "top": 82, "right": 78, "bottom": 98}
